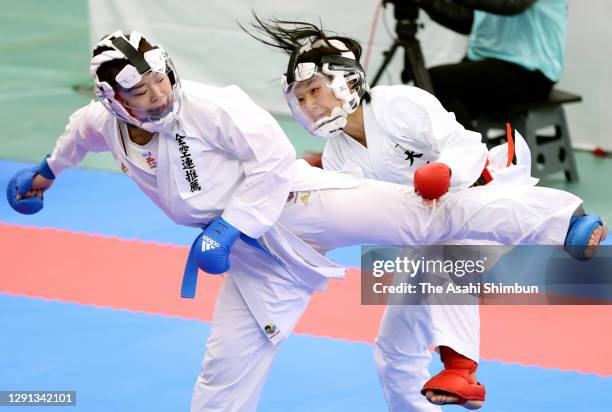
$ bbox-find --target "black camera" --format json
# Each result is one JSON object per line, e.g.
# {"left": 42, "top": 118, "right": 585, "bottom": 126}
{"left": 384, "top": 0, "right": 420, "bottom": 21}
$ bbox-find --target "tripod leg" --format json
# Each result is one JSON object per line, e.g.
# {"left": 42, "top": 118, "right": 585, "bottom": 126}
{"left": 400, "top": 44, "right": 415, "bottom": 84}
{"left": 371, "top": 41, "right": 401, "bottom": 87}
{"left": 405, "top": 40, "right": 434, "bottom": 94}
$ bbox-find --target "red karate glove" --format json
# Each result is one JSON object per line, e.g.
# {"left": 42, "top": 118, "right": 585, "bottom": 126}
{"left": 414, "top": 162, "right": 451, "bottom": 200}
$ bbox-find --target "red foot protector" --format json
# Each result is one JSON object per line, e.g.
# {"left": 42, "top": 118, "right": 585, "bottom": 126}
{"left": 421, "top": 346, "right": 485, "bottom": 406}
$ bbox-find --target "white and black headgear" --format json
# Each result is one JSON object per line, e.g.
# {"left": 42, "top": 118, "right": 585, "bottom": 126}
{"left": 90, "top": 30, "right": 181, "bottom": 132}
{"left": 282, "top": 38, "right": 369, "bottom": 138}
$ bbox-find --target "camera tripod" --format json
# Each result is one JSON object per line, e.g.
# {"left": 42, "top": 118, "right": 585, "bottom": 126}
{"left": 371, "top": 0, "right": 434, "bottom": 93}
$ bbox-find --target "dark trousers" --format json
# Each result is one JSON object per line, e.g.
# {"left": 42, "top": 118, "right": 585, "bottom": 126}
{"left": 428, "top": 58, "right": 554, "bottom": 130}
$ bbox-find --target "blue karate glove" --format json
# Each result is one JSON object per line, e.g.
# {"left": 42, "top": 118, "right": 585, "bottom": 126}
{"left": 181, "top": 218, "right": 284, "bottom": 298}
{"left": 194, "top": 217, "right": 240, "bottom": 274}
{"left": 6, "top": 156, "right": 55, "bottom": 215}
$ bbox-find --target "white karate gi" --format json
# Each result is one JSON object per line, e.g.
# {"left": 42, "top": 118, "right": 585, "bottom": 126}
{"left": 45, "top": 81, "right": 581, "bottom": 411}
{"left": 321, "top": 85, "right": 555, "bottom": 412}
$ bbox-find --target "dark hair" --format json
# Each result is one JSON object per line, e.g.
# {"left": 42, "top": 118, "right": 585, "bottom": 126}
{"left": 92, "top": 32, "right": 156, "bottom": 89}
{"left": 241, "top": 15, "right": 370, "bottom": 103}
{"left": 240, "top": 15, "right": 363, "bottom": 67}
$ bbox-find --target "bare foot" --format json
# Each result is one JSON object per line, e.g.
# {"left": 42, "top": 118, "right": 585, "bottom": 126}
{"left": 584, "top": 223, "right": 608, "bottom": 259}
{"left": 15, "top": 189, "right": 43, "bottom": 201}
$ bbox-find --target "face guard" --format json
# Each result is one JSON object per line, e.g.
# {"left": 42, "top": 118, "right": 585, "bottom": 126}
{"left": 90, "top": 30, "right": 181, "bottom": 132}
{"left": 283, "top": 71, "right": 349, "bottom": 138}
{"left": 282, "top": 39, "right": 368, "bottom": 139}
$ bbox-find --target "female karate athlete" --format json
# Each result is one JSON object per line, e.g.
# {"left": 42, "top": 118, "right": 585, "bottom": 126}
{"left": 7, "top": 30, "right": 605, "bottom": 412}
{"left": 245, "top": 18, "right": 607, "bottom": 411}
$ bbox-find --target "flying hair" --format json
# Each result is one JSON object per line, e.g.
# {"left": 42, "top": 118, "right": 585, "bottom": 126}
{"left": 239, "top": 14, "right": 363, "bottom": 63}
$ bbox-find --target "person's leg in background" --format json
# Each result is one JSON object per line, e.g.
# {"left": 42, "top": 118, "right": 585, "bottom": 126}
{"left": 428, "top": 59, "right": 554, "bottom": 130}
{"left": 373, "top": 244, "right": 481, "bottom": 411}
{"left": 424, "top": 304, "right": 482, "bottom": 409}
{"left": 374, "top": 304, "right": 442, "bottom": 412}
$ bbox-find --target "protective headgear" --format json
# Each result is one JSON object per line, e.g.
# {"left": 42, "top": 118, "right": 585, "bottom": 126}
{"left": 89, "top": 30, "right": 181, "bottom": 132}
{"left": 282, "top": 39, "right": 368, "bottom": 139}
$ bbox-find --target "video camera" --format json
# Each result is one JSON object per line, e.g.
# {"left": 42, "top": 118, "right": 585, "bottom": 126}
{"left": 383, "top": 0, "right": 420, "bottom": 22}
